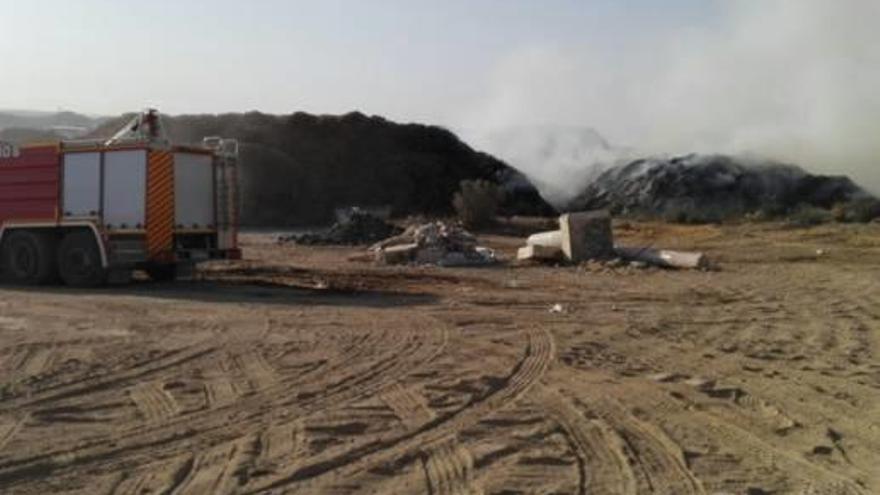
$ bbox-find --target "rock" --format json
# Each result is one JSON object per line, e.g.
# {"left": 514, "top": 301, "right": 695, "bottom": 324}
{"left": 559, "top": 211, "right": 614, "bottom": 262}
{"left": 526, "top": 230, "right": 563, "bottom": 248}
{"left": 517, "top": 244, "right": 564, "bottom": 261}
{"left": 604, "top": 257, "right": 625, "bottom": 268}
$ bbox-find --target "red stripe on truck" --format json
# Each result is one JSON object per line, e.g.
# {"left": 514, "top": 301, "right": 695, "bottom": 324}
{"left": 0, "top": 145, "right": 60, "bottom": 225}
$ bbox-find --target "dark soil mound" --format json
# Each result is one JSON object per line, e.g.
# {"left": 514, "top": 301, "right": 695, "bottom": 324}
{"left": 567, "top": 154, "right": 867, "bottom": 222}
{"left": 91, "top": 112, "right": 556, "bottom": 226}
{"left": 281, "top": 209, "right": 403, "bottom": 245}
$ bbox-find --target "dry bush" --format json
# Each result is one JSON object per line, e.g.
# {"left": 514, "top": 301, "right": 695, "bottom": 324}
{"left": 453, "top": 179, "right": 502, "bottom": 228}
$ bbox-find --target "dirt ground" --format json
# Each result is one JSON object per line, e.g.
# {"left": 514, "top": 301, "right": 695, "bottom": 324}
{"left": 1, "top": 221, "right": 879, "bottom": 495}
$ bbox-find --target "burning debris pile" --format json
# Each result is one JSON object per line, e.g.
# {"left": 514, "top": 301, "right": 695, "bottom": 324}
{"left": 567, "top": 154, "right": 868, "bottom": 222}
{"left": 371, "top": 222, "right": 496, "bottom": 267}
{"left": 280, "top": 209, "right": 403, "bottom": 245}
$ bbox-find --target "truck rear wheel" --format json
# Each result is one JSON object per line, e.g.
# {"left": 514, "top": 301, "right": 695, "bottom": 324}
{"left": 58, "top": 231, "right": 106, "bottom": 287}
{"left": 0, "top": 230, "right": 57, "bottom": 285}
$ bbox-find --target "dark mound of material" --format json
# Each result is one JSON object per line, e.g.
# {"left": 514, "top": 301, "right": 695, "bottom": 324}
{"left": 91, "top": 112, "right": 556, "bottom": 226}
{"left": 568, "top": 154, "right": 867, "bottom": 221}
{"left": 280, "top": 209, "right": 403, "bottom": 245}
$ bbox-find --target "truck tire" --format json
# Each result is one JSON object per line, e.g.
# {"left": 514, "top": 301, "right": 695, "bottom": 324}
{"left": 0, "top": 230, "right": 57, "bottom": 285}
{"left": 58, "top": 231, "right": 107, "bottom": 287}
{"left": 146, "top": 264, "right": 176, "bottom": 282}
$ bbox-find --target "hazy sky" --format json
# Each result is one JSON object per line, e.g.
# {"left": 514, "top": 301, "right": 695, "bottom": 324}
{"left": 2, "top": 1, "right": 877, "bottom": 192}
{"left": 0, "top": 0, "right": 716, "bottom": 121}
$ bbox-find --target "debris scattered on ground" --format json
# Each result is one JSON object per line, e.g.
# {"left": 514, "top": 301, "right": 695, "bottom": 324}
{"left": 517, "top": 244, "right": 563, "bottom": 262}
{"left": 615, "top": 247, "right": 710, "bottom": 270}
{"left": 549, "top": 303, "right": 566, "bottom": 314}
{"left": 519, "top": 210, "right": 614, "bottom": 263}
{"left": 372, "top": 221, "right": 497, "bottom": 266}
{"left": 518, "top": 210, "right": 711, "bottom": 270}
{"left": 280, "top": 208, "right": 403, "bottom": 245}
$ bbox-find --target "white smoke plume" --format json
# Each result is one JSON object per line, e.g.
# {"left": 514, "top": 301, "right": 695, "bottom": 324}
{"left": 460, "top": 0, "right": 880, "bottom": 202}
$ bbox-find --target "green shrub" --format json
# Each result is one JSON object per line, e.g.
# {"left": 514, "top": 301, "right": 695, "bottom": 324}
{"left": 832, "top": 198, "right": 880, "bottom": 223}
{"left": 788, "top": 205, "right": 833, "bottom": 227}
{"left": 453, "top": 179, "right": 502, "bottom": 228}
{"left": 661, "top": 205, "right": 727, "bottom": 224}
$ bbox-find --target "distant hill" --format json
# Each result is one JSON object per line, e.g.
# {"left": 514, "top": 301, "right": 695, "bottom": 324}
{"left": 91, "top": 111, "right": 556, "bottom": 226}
{"left": 0, "top": 110, "right": 106, "bottom": 139}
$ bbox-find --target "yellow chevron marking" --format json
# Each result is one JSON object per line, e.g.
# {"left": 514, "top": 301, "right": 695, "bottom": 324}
{"left": 146, "top": 151, "right": 175, "bottom": 259}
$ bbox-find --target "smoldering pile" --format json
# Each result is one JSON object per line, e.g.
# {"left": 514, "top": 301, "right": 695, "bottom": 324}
{"left": 279, "top": 208, "right": 403, "bottom": 245}
{"left": 567, "top": 154, "right": 869, "bottom": 222}
{"left": 370, "top": 222, "right": 497, "bottom": 267}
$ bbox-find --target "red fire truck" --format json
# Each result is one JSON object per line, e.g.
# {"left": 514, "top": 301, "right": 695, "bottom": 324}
{"left": 0, "top": 110, "right": 240, "bottom": 287}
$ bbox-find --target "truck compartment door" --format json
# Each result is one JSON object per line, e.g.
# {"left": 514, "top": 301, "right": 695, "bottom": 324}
{"left": 62, "top": 152, "right": 101, "bottom": 217}
{"left": 103, "top": 150, "right": 147, "bottom": 229}
{"left": 173, "top": 153, "right": 215, "bottom": 229}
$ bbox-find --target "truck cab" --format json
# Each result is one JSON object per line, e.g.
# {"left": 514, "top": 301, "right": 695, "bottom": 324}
{"left": 0, "top": 110, "right": 240, "bottom": 287}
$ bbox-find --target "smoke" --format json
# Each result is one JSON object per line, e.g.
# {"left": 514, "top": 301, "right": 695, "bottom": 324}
{"left": 459, "top": 0, "right": 880, "bottom": 201}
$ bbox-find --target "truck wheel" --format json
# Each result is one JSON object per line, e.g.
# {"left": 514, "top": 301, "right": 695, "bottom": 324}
{"left": 58, "top": 231, "right": 107, "bottom": 287}
{"left": 0, "top": 230, "right": 57, "bottom": 285}
{"left": 146, "top": 264, "right": 176, "bottom": 282}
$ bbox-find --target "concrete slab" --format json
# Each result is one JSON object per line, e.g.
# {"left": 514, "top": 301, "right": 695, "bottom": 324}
{"left": 526, "top": 230, "right": 563, "bottom": 248}
{"left": 517, "top": 244, "right": 564, "bottom": 261}
{"left": 377, "top": 243, "right": 418, "bottom": 264}
{"left": 559, "top": 211, "right": 614, "bottom": 262}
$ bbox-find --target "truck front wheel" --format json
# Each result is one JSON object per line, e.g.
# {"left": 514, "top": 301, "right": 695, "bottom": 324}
{"left": 0, "top": 230, "right": 57, "bottom": 285}
{"left": 58, "top": 231, "right": 107, "bottom": 287}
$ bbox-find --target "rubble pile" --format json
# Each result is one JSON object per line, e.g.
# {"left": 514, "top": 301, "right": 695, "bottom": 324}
{"left": 567, "top": 154, "right": 868, "bottom": 221}
{"left": 372, "top": 222, "right": 497, "bottom": 266}
{"left": 280, "top": 209, "right": 403, "bottom": 245}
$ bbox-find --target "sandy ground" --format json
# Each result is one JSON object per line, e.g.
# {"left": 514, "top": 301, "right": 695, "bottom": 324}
{"left": 0, "top": 221, "right": 879, "bottom": 495}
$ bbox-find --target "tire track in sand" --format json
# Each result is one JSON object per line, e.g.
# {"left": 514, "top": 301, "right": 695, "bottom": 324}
{"left": 0, "top": 322, "right": 449, "bottom": 489}
{"left": 422, "top": 436, "right": 480, "bottom": 495}
{"left": 530, "top": 385, "right": 637, "bottom": 495}
{"left": 564, "top": 395, "right": 704, "bottom": 495}
{"left": 170, "top": 439, "right": 248, "bottom": 495}
{"left": 1, "top": 346, "right": 54, "bottom": 384}
{"left": 381, "top": 383, "right": 435, "bottom": 429}
{"left": 256, "top": 420, "right": 306, "bottom": 471}
{"left": 610, "top": 409, "right": 706, "bottom": 495}
{"left": 249, "top": 327, "right": 553, "bottom": 493}
{"left": 0, "top": 416, "right": 27, "bottom": 453}
{"left": 379, "top": 385, "right": 476, "bottom": 494}
{"left": 1, "top": 340, "right": 220, "bottom": 412}
{"left": 129, "top": 382, "right": 180, "bottom": 423}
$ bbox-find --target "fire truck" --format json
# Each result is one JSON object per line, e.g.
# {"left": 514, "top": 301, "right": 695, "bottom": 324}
{"left": 0, "top": 109, "right": 240, "bottom": 287}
